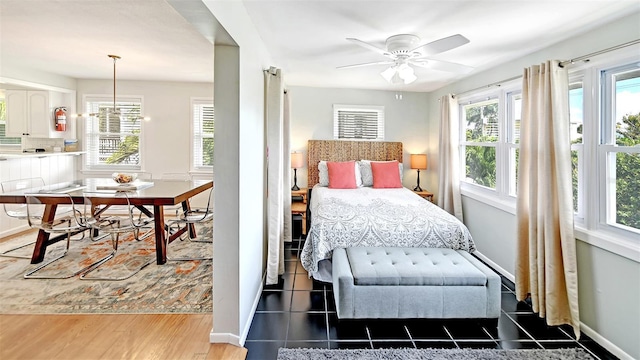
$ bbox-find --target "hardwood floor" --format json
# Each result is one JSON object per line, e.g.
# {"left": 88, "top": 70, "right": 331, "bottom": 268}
{"left": 0, "top": 314, "right": 247, "bottom": 360}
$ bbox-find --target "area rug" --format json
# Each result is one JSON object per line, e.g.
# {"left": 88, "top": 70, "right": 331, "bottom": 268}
{"left": 0, "top": 222, "right": 212, "bottom": 314}
{"left": 276, "top": 348, "right": 593, "bottom": 360}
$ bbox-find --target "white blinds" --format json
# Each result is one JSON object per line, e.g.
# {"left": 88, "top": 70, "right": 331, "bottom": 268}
{"left": 193, "top": 99, "right": 214, "bottom": 170}
{"left": 84, "top": 98, "right": 142, "bottom": 169}
{"left": 333, "top": 104, "right": 384, "bottom": 140}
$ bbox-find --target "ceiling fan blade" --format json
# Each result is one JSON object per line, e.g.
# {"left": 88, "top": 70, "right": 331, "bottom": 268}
{"left": 346, "top": 38, "right": 390, "bottom": 57}
{"left": 410, "top": 59, "right": 474, "bottom": 74}
{"left": 410, "top": 34, "right": 470, "bottom": 57}
{"left": 337, "top": 60, "right": 394, "bottom": 69}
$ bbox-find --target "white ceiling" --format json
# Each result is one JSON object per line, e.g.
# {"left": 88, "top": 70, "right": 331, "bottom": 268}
{"left": 1, "top": 0, "right": 638, "bottom": 92}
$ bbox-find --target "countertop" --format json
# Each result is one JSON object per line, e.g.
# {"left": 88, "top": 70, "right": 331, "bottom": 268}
{"left": 0, "top": 151, "right": 85, "bottom": 160}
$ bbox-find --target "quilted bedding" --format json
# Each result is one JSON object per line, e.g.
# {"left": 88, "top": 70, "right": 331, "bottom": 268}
{"left": 300, "top": 186, "right": 475, "bottom": 278}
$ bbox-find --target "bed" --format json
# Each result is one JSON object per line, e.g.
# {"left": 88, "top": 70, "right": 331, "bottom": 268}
{"left": 300, "top": 140, "right": 475, "bottom": 282}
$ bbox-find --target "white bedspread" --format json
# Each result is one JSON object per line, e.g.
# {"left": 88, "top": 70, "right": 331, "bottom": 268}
{"left": 301, "top": 186, "right": 475, "bottom": 278}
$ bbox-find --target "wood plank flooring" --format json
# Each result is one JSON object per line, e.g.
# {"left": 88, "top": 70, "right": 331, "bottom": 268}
{"left": 0, "top": 314, "right": 247, "bottom": 360}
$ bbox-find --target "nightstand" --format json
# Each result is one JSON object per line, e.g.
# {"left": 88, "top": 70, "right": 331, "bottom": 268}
{"left": 413, "top": 190, "right": 434, "bottom": 202}
{"left": 291, "top": 188, "right": 307, "bottom": 236}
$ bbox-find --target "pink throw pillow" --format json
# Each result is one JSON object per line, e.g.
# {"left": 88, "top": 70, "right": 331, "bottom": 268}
{"left": 327, "top": 161, "right": 357, "bottom": 189}
{"left": 371, "top": 161, "right": 402, "bottom": 188}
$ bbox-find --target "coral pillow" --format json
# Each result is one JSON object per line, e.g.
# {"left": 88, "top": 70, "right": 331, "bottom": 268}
{"left": 327, "top": 161, "right": 357, "bottom": 189}
{"left": 371, "top": 160, "right": 402, "bottom": 188}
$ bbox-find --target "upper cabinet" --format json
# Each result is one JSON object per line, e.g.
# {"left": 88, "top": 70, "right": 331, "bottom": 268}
{"left": 5, "top": 90, "right": 74, "bottom": 139}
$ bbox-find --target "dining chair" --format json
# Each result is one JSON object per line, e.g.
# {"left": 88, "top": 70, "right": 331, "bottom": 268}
{"left": 1, "top": 178, "right": 46, "bottom": 259}
{"left": 22, "top": 193, "right": 112, "bottom": 279}
{"left": 79, "top": 191, "right": 155, "bottom": 281}
{"left": 164, "top": 187, "right": 213, "bottom": 261}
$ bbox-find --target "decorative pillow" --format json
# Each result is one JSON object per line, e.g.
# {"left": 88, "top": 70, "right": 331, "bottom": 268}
{"left": 371, "top": 160, "right": 403, "bottom": 188}
{"left": 327, "top": 161, "right": 358, "bottom": 189}
{"left": 319, "top": 160, "right": 362, "bottom": 187}
{"left": 318, "top": 161, "right": 329, "bottom": 186}
{"left": 359, "top": 160, "right": 403, "bottom": 186}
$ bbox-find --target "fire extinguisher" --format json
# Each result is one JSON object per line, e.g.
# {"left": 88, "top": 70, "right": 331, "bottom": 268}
{"left": 55, "top": 107, "right": 67, "bottom": 132}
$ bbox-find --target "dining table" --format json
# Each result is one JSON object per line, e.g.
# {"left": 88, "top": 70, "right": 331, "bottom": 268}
{"left": 0, "top": 178, "right": 213, "bottom": 265}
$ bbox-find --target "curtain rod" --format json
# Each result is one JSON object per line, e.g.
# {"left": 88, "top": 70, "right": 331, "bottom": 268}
{"left": 559, "top": 39, "right": 640, "bottom": 67}
{"left": 452, "top": 39, "right": 640, "bottom": 99}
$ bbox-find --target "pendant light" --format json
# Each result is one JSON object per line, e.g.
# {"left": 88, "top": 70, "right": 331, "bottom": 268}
{"left": 77, "top": 54, "right": 150, "bottom": 121}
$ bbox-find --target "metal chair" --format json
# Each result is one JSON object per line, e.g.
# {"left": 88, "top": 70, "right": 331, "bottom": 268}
{"left": 1, "top": 178, "right": 45, "bottom": 259}
{"left": 165, "top": 187, "right": 213, "bottom": 261}
{"left": 79, "top": 191, "right": 155, "bottom": 280}
{"left": 22, "top": 193, "right": 111, "bottom": 279}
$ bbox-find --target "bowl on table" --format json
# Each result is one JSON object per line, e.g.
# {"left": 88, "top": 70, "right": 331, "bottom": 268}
{"left": 112, "top": 173, "right": 138, "bottom": 184}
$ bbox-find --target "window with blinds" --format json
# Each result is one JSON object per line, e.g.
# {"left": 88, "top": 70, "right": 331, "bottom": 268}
{"left": 333, "top": 104, "right": 384, "bottom": 140}
{"left": 0, "top": 97, "right": 21, "bottom": 146}
{"left": 84, "top": 96, "right": 143, "bottom": 170}
{"left": 192, "top": 98, "right": 214, "bottom": 171}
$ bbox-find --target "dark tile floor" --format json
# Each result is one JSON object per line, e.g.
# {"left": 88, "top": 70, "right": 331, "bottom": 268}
{"left": 245, "top": 239, "right": 619, "bottom": 360}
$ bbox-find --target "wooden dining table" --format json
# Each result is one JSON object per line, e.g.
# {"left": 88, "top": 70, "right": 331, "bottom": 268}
{"left": 0, "top": 178, "right": 213, "bottom": 265}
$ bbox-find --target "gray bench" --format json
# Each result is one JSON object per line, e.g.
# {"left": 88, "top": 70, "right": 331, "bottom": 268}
{"left": 332, "top": 247, "right": 501, "bottom": 322}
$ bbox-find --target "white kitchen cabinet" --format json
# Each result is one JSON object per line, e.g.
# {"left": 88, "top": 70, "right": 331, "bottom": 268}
{"left": 5, "top": 90, "right": 65, "bottom": 138}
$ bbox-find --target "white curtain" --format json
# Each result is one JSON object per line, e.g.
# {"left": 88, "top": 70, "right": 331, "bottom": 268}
{"left": 437, "top": 94, "right": 464, "bottom": 221}
{"left": 283, "top": 91, "right": 292, "bottom": 244}
{"left": 265, "top": 68, "right": 288, "bottom": 285}
{"left": 516, "top": 60, "right": 580, "bottom": 338}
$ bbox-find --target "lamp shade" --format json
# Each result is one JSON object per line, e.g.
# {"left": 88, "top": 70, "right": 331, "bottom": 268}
{"left": 410, "top": 154, "right": 427, "bottom": 170}
{"left": 291, "top": 152, "right": 304, "bottom": 169}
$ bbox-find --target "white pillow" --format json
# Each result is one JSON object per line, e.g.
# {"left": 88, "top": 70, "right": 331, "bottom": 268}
{"left": 358, "top": 160, "right": 403, "bottom": 187}
{"left": 318, "top": 161, "right": 362, "bottom": 187}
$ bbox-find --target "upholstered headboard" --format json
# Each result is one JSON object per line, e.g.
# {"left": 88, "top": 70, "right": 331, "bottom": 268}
{"left": 307, "top": 140, "right": 403, "bottom": 188}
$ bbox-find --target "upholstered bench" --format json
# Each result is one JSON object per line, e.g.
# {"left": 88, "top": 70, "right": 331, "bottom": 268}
{"left": 332, "top": 247, "right": 501, "bottom": 322}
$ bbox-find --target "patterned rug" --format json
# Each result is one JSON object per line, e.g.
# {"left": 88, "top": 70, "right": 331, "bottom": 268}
{"left": 0, "top": 222, "right": 212, "bottom": 314}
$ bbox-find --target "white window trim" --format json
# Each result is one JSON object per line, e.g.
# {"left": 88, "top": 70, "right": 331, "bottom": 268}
{"left": 458, "top": 49, "right": 640, "bottom": 263}
{"left": 81, "top": 94, "right": 146, "bottom": 173}
{"left": 190, "top": 97, "right": 214, "bottom": 173}
{"left": 333, "top": 104, "right": 385, "bottom": 141}
{"left": 458, "top": 80, "right": 520, "bottom": 208}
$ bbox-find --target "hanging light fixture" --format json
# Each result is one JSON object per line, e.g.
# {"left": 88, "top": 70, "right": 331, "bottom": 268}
{"left": 380, "top": 61, "right": 417, "bottom": 85}
{"left": 76, "top": 55, "right": 150, "bottom": 121}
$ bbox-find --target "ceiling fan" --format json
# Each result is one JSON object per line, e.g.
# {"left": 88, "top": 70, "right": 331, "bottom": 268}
{"left": 338, "top": 34, "right": 473, "bottom": 84}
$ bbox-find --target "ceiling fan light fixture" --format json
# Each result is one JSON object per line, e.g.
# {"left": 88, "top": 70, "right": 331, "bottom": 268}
{"left": 380, "top": 66, "right": 397, "bottom": 82}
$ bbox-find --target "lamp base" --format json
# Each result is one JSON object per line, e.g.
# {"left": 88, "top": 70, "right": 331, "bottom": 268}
{"left": 291, "top": 185, "right": 300, "bottom": 191}
{"left": 413, "top": 185, "right": 423, "bottom": 192}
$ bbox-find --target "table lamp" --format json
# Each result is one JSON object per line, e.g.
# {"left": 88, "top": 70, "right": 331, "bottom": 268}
{"left": 291, "top": 152, "right": 304, "bottom": 191}
{"left": 410, "top": 154, "right": 427, "bottom": 192}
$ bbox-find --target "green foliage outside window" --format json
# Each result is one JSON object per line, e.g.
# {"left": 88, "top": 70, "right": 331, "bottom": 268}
{"left": 464, "top": 102, "right": 498, "bottom": 187}
{"left": 615, "top": 112, "right": 640, "bottom": 229}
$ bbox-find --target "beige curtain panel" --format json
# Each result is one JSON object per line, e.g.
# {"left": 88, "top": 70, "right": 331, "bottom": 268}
{"left": 265, "top": 68, "right": 287, "bottom": 285}
{"left": 438, "top": 94, "right": 464, "bottom": 221}
{"left": 516, "top": 60, "right": 580, "bottom": 338}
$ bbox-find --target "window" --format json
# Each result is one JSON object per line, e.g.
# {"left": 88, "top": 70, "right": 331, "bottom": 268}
{"left": 333, "top": 104, "right": 384, "bottom": 140}
{"left": 0, "top": 96, "right": 21, "bottom": 146}
{"left": 84, "top": 96, "right": 144, "bottom": 170}
{"left": 192, "top": 98, "right": 214, "bottom": 171}
{"left": 569, "top": 80, "right": 584, "bottom": 217}
{"left": 599, "top": 63, "right": 640, "bottom": 233}
{"left": 459, "top": 85, "right": 521, "bottom": 199}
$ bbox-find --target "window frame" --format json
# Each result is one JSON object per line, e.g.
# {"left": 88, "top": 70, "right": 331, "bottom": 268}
{"left": 190, "top": 97, "right": 214, "bottom": 172}
{"left": 457, "top": 81, "right": 521, "bottom": 209}
{"left": 333, "top": 104, "right": 385, "bottom": 141}
{"left": 82, "top": 94, "right": 146, "bottom": 172}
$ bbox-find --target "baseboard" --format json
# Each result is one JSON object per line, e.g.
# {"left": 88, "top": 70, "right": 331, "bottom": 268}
{"left": 209, "top": 273, "right": 265, "bottom": 347}
{"left": 473, "top": 250, "right": 515, "bottom": 283}
{"left": 209, "top": 332, "right": 241, "bottom": 347}
{"left": 0, "top": 224, "right": 31, "bottom": 240}
{"left": 474, "top": 251, "right": 635, "bottom": 360}
{"left": 580, "top": 322, "right": 635, "bottom": 360}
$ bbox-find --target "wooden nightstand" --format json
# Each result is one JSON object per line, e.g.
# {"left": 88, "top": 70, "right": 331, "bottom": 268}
{"left": 413, "top": 190, "right": 434, "bottom": 202}
{"left": 291, "top": 188, "right": 307, "bottom": 235}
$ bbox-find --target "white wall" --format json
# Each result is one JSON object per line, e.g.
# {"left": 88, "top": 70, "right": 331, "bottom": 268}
{"left": 204, "top": 0, "right": 272, "bottom": 346}
{"left": 289, "top": 87, "right": 430, "bottom": 189}
{"left": 426, "top": 12, "right": 640, "bottom": 360}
